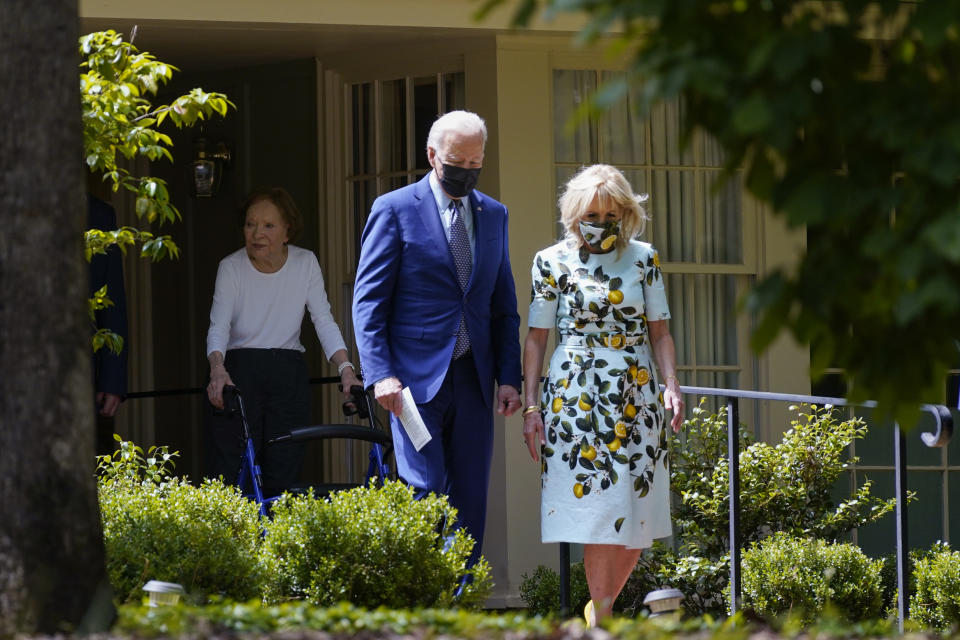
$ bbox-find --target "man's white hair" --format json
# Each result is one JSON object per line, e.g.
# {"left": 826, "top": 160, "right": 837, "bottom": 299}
{"left": 426, "top": 110, "right": 487, "bottom": 151}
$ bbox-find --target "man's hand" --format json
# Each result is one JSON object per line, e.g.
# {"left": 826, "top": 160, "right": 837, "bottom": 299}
{"left": 96, "top": 392, "right": 122, "bottom": 417}
{"left": 374, "top": 376, "right": 404, "bottom": 416}
{"left": 497, "top": 384, "right": 521, "bottom": 416}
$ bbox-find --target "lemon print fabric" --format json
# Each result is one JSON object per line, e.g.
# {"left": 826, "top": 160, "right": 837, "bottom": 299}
{"left": 528, "top": 239, "right": 673, "bottom": 550}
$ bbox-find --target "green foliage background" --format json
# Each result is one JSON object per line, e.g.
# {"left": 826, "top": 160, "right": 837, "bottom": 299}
{"left": 261, "top": 481, "right": 492, "bottom": 610}
{"left": 520, "top": 402, "right": 897, "bottom": 617}
{"left": 740, "top": 532, "right": 885, "bottom": 626}
{"left": 480, "top": 0, "right": 960, "bottom": 419}
{"left": 912, "top": 541, "right": 960, "bottom": 631}
{"left": 97, "top": 441, "right": 490, "bottom": 610}
{"left": 97, "top": 439, "right": 264, "bottom": 603}
{"left": 80, "top": 29, "right": 233, "bottom": 354}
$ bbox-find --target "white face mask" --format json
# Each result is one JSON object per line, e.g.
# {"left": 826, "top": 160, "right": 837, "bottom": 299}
{"left": 579, "top": 219, "right": 620, "bottom": 252}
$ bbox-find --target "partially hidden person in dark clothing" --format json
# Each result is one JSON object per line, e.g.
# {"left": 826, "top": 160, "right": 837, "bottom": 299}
{"left": 88, "top": 193, "right": 128, "bottom": 456}
{"left": 204, "top": 187, "right": 361, "bottom": 497}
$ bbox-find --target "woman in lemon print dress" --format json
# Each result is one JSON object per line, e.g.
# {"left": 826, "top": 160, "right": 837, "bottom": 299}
{"left": 521, "top": 164, "right": 684, "bottom": 625}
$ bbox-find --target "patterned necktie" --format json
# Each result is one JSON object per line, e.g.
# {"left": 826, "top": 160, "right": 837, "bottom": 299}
{"left": 448, "top": 199, "right": 472, "bottom": 358}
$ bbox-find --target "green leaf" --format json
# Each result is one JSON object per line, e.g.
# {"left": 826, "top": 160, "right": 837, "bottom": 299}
{"left": 731, "top": 93, "right": 773, "bottom": 136}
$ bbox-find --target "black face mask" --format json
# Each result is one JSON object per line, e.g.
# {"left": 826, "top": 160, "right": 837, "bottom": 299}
{"left": 439, "top": 163, "right": 481, "bottom": 199}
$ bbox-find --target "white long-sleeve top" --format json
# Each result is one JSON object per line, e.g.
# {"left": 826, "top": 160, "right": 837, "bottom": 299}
{"left": 206, "top": 245, "right": 347, "bottom": 359}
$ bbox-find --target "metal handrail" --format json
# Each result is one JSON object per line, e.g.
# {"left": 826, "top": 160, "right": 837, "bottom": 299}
{"left": 557, "top": 384, "right": 954, "bottom": 632}
{"left": 124, "top": 375, "right": 342, "bottom": 399}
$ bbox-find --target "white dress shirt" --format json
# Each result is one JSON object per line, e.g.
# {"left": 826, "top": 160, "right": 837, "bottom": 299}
{"left": 428, "top": 171, "right": 476, "bottom": 253}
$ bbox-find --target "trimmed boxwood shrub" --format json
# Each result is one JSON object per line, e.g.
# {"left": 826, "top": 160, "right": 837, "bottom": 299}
{"left": 912, "top": 541, "right": 960, "bottom": 631}
{"left": 740, "top": 532, "right": 884, "bottom": 625}
{"left": 519, "top": 562, "right": 590, "bottom": 617}
{"left": 260, "top": 480, "right": 492, "bottom": 609}
{"left": 97, "top": 439, "right": 264, "bottom": 603}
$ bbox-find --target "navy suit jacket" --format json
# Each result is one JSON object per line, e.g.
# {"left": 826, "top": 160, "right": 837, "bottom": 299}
{"left": 88, "top": 194, "right": 128, "bottom": 397}
{"left": 353, "top": 174, "right": 521, "bottom": 407}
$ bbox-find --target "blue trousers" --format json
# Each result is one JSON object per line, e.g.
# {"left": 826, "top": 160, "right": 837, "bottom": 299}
{"left": 390, "top": 353, "right": 493, "bottom": 568}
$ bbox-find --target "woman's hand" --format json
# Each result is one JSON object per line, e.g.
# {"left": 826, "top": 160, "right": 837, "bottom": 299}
{"left": 339, "top": 365, "right": 362, "bottom": 403}
{"left": 522, "top": 409, "right": 546, "bottom": 462}
{"left": 664, "top": 376, "right": 685, "bottom": 432}
{"left": 648, "top": 320, "right": 685, "bottom": 432}
{"left": 207, "top": 363, "right": 234, "bottom": 410}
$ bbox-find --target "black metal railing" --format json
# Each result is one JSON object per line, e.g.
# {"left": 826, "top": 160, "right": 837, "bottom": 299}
{"left": 557, "top": 385, "right": 955, "bottom": 632}
{"left": 124, "top": 375, "right": 343, "bottom": 400}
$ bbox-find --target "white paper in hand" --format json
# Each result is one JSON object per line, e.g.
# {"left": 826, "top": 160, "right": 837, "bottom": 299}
{"left": 400, "top": 386, "right": 432, "bottom": 451}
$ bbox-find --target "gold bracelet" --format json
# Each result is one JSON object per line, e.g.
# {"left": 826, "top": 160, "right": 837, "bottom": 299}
{"left": 521, "top": 405, "right": 540, "bottom": 417}
{"left": 665, "top": 374, "right": 679, "bottom": 384}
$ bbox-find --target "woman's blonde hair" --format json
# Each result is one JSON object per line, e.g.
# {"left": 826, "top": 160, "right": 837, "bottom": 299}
{"left": 559, "top": 164, "right": 650, "bottom": 252}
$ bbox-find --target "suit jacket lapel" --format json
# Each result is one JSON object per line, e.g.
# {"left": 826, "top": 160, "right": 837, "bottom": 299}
{"left": 414, "top": 174, "right": 458, "bottom": 279}
{"left": 468, "top": 191, "right": 495, "bottom": 291}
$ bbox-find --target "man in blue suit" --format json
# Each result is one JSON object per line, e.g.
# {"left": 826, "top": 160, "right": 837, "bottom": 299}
{"left": 353, "top": 110, "right": 522, "bottom": 566}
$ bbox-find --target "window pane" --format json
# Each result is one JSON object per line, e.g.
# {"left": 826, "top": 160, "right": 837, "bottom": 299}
{"left": 855, "top": 471, "right": 895, "bottom": 557}
{"left": 700, "top": 172, "right": 743, "bottom": 264}
{"left": 649, "top": 99, "right": 692, "bottom": 166}
{"left": 555, "top": 166, "right": 578, "bottom": 240}
{"left": 378, "top": 79, "right": 407, "bottom": 173}
{"left": 947, "top": 372, "right": 959, "bottom": 408}
{"left": 651, "top": 170, "right": 696, "bottom": 262}
{"left": 908, "top": 471, "right": 944, "bottom": 550}
{"left": 384, "top": 175, "right": 410, "bottom": 194}
{"left": 598, "top": 71, "right": 647, "bottom": 166}
{"left": 553, "top": 70, "right": 597, "bottom": 163}
{"left": 700, "top": 130, "right": 727, "bottom": 167}
{"left": 351, "top": 83, "right": 374, "bottom": 175}
{"left": 949, "top": 408, "right": 960, "bottom": 466}
{"left": 664, "top": 273, "right": 690, "bottom": 366}
{"left": 442, "top": 72, "right": 466, "bottom": 113}
{"left": 694, "top": 275, "right": 738, "bottom": 367}
{"left": 693, "top": 371, "right": 740, "bottom": 414}
{"left": 811, "top": 372, "right": 847, "bottom": 399}
{"left": 695, "top": 370, "right": 739, "bottom": 390}
{"left": 352, "top": 179, "right": 376, "bottom": 265}
{"left": 855, "top": 408, "right": 896, "bottom": 466}
{"left": 950, "top": 472, "right": 960, "bottom": 545}
{"left": 414, "top": 77, "right": 439, "bottom": 172}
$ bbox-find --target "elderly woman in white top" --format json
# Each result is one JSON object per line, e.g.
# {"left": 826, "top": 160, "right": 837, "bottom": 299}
{"left": 206, "top": 186, "right": 361, "bottom": 496}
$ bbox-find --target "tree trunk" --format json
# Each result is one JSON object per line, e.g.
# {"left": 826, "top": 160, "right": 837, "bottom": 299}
{"left": 0, "top": 0, "right": 113, "bottom": 633}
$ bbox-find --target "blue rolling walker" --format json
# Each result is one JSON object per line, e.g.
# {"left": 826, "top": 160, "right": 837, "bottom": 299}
{"left": 222, "top": 384, "right": 393, "bottom": 517}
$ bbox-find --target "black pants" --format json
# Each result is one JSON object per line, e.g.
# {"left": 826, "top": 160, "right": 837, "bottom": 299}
{"left": 204, "top": 348, "right": 309, "bottom": 496}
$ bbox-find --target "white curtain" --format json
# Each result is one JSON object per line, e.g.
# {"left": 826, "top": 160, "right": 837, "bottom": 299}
{"left": 553, "top": 69, "right": 747, "bottom": 387}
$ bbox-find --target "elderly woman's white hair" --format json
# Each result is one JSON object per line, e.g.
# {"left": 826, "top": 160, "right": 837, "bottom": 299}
{"left": 427, "top": 110, "right": 488, "bottom": 150}
{"left": 559, "top": 164, "right": 650, "bottom": 252}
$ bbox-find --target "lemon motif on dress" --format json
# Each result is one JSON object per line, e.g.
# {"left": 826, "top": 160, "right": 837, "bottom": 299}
{"left": 551, "top": 397, "right": 564, "bottom": 413}
{"left": 531, "top": 242, "right": 671, "bottom": 540}
{"left": 578, "top": 393, "right": 593, "bottom": 411}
